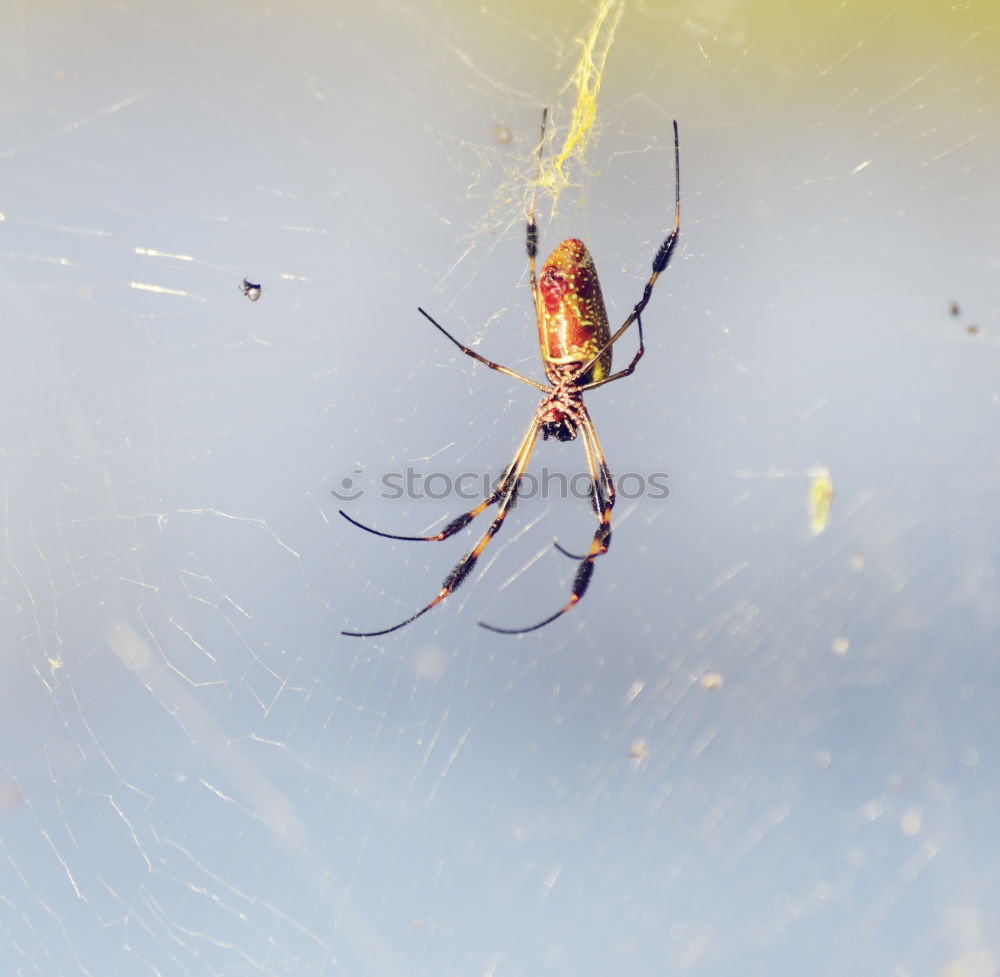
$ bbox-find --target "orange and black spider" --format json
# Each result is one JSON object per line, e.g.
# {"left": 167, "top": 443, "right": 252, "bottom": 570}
{"left": 341, "top": 112, "right": 680, "bottom": 637}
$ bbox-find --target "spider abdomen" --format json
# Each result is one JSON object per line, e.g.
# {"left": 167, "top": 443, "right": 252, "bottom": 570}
{"left": 537, "top": 238, "right": 611, "bottom": 384}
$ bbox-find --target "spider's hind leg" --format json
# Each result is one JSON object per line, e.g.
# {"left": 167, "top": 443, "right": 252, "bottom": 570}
{"left": 480, "top": 411, "right": 614, "bottom": 635}
{"left": 341, "top": 419, "right": 542, "bottom": 637}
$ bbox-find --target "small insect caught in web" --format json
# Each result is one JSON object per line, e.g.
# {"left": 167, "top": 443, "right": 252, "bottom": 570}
{"left": 240, "top": 278, "right": 262, "bottom": 301}
{"left": 341, "top": 111, "right": 681, "bottom": 637}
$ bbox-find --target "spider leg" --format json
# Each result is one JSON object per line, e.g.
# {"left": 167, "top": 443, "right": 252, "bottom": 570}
{"left": 417, "top": 308, "right": 547, "bottom": 392}
{"left": 342, "top": 421, "right": 541, "bottom": 637}
{"left": 578, "top": 310, "right": 645, "bottom": 393}
{"left": 339, "top": 483, "right": 506, "bottom": 545}
{"left": 527, "top": 108, "right": 547, "bottom": 321}
{"left": 571, "top": 120, "right": 680, "bottom": 389}
{"left": 480, "top": 410, "right": 614, "bottom": 635}
{"left": 550, "top": 416, "right": 615, "bottom": 560}
{"left": 339, "top": 416, "right": 540, "bottom": 544}
{"left": 553, "top": 539, "right": 586, "bottom": 560}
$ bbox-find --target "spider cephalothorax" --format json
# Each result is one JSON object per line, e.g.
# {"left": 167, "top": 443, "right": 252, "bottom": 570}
{"left": 539, "top": 366, "right": 588, "bottom": 442}
{"left": 341, "top": 112, "right": 680, "bottom": 636}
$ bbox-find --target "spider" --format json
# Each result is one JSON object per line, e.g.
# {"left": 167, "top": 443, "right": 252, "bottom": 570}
{"left": 341, "top": 113, "right": 680, "bottom": 637}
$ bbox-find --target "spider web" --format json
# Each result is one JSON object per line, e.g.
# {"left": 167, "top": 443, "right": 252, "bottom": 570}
{"left": 2, "top": 1, "right": 1000, "bottom": 975}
